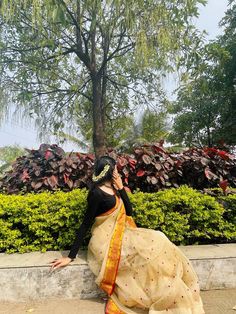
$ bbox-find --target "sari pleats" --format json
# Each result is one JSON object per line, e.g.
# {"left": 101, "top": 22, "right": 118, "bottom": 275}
{"left": 100, "top": 200, "right": 126, "bottom": 295}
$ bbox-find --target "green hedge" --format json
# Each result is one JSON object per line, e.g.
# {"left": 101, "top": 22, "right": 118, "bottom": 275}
{"left": 218, "top": 194, "right": 236, "bottom": 226}
{"left": 129, "top": 187, "right": 236, "bottom": 244}
{"left": 0, "top": 189, "right": 88, "bottom": 254}
{"left": 0, "top": 186, "right": 235, "bottom": 254}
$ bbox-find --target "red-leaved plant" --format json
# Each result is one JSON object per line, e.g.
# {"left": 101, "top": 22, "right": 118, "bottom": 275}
{"left": 0, "top": 143, "right": 235, "bottom": 194}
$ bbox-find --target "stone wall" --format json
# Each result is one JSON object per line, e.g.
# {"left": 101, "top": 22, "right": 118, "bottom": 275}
{"left": 0, "top": 244, "right": 235, "bottom": 302}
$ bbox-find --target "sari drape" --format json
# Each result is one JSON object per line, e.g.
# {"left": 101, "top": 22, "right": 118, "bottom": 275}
{"left": 87, "top": 196, "right": 205, "bottom": 314}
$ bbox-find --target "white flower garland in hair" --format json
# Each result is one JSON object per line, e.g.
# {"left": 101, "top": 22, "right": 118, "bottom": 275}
{"left": 92, "top": 164, "right": 110, "bottom": 182}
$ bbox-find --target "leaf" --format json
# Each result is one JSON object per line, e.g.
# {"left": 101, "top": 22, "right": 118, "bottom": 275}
{"left": 134, "top": 148, "right": 143, "bottom": 156}
{"left": 175, "top": 160, "right": 182, "bottom": 168}
{"left": 85, "top": 160, "right": 93, "bottom": 168}
{"left": 163, "top": 174, "right": 169, "bottom": 180}
{"left": 147, "top": 176, "right": 158, "bottom": 185}
{"left": 78, "top": 164, "right": 84, "bottom": 170}
{"left": 124, "top": 186, "right": 131, "bottom": 193}
{"left": 71, "top": 163, "right": 77, "bottom": 170}
{"left": 204, "top": 167, "right": 218, "bottom": 180}
{"left": 159, "top": 176, "right": 165, "bottom": 185}
{"left": 47, "top": 175, "right": 58, "bottom": 188}
{"left": 200, "top": 157, "right": 209, "bottom": 166}
{"left": 31, "top": 181, "right": 43, "bottom": 190}
{"left": 137, "top": 169, "right": 145, "bottom": 177}
{"left": 35, "top": 170, "right": 41, "bottom": 177}
{"left": 154, "top": 163, "right": 162, "bottom": 171}
{"left": 177, "top": 170, "right": 183, "bottom": 176}
{"left": 49, "top": 161, "right": 58, "bottom": 170}
{"left": 142, "top": 154, "right": 152, "bottom": 164}
{"left": 63, "top": 173, "right": 69, "bottom": 183}
{"left": 45, "top": 150, "right": 54, "bottom": 160}
{"left": 164, "top": 162, "right": 172, "bottom": 170}
{"left": 66, "top": 158, "right": 73, "bottom": 166}
{"left": 167, "top": 157, "right": 175, "bottom": 166}
{"left": 21, "top": 169, "right": 30, "bottom": 182}
{"left": 59, "top": 166, "right": 65, "bottom": 173}
{"left": 67, "top": 179, "right": 73, "bottom": 189}
{"left": 122, "top": 167, "right": 129, "bottom": 177}
{"left": 150, "top": 176, "right": 158, "bottom": 185}
{"left": 87, "top": 154, "right": 95, "bottom": 161}
{"left": 73, "top": 180, "right": 80, "bottom": 188}
{"left": 34, "top": 181, "right": 43, "bottom": 190}
{"left": 128, "top": 158, "right": 137, "bottom": 170}
{"left": 39, "top": 144, "right": 51, "bottom": 153}
{"left": 217, "top": 150, "right": 232, "bottom": 160}
{"left": 219, "top": 179, "right": 228, "bottom": 192}
{"left": 173, "top": 183, "right": 179, "bottom": 188}
{"left": 53, "top": 146, "right": 65, "bottom": 157}
{"left": 117, "top": 157, "right": 127, "bottom": 167}
{"left": 43, "top": 178, "right": 49, "bottom": 186}
{"left": 152, "top": 144, "right": 166, "bottom": 154}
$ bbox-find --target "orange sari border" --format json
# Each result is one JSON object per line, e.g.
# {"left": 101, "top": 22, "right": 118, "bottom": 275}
{"left": 105, "top": 298, "right": 126, "bottom": 314}
{"left": 126, "top": 215, "right": 137, "bottom": 228}
{"left": 100, "top": 199, "right": 126, "bottom": 295}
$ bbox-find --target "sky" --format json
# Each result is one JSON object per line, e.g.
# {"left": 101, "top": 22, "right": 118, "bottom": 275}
{"left": 0, "top": 0, "right": 229, "bottom": 152}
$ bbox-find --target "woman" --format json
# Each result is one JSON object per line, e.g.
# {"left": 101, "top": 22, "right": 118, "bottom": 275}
{"left": 50, "top": 156, "right": 205, "bottom": 314}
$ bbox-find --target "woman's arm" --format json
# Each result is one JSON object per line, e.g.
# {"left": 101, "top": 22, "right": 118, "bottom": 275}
{"left": 67, "top": 222, "right": 91, "bottom": 259}
{"left": 118, "top": 187, "right": 133, "bottom": 216}
{"left": 49, "top": 189, "right": 100, "bottom": 270}
{"left": 112, "top": 166, "right": 133, "bottom": 216}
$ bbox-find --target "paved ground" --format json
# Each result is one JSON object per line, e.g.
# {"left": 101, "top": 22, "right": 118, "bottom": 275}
{"left": 0, "top": 289, "right": 236, "bottom": 314}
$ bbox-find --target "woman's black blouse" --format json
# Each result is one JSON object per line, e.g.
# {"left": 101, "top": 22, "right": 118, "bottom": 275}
{"left": 68, "top": 187, "right": 132, "bottom": 259}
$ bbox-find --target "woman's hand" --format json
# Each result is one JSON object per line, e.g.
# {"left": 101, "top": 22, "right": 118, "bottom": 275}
{"left": 49, "top": 256, "right": 72, "bottom": 272}
{"left": 112, "top": 166, "right": 123, "bottom": 190}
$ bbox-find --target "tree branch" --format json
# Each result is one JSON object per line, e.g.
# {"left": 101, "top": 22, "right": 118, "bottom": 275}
{"left": 60, "top": 0, "right": 91, "bottom": 70}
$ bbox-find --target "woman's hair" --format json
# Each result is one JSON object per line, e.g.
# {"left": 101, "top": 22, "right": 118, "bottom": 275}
{"left": 92, "top": 155, "right": 116, "bottom": 185}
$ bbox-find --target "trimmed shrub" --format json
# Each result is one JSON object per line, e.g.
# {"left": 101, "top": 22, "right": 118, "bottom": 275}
{"left": 0, "top": 186, "right": 235, "bottom": 254}
{"left": 0, "top": 189, "right": 88, "bottom": 253}
{"left": 130, "top": 186, "right": 236, "bottom": 245}
{"left": 218, "top": 194, "right": 236, "bottom": 226}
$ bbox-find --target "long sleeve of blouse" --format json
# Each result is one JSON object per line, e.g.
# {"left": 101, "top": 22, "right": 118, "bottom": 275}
{"left": 119, "top": 188, "right": 132, "bottom": 216}
{"left": 67, "top": 187, "right": 132, "bottom": 259}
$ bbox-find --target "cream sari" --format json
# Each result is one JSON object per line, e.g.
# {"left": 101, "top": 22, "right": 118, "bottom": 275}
{"left": 87, "top": 196, "right": 205, "bottom": 314}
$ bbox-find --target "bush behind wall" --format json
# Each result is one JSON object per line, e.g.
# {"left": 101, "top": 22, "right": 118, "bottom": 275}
{"left": 0, "top": 186, "right": 235, "bottom": 254}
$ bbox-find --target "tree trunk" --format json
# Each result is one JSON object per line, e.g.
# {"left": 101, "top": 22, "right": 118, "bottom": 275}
{"left": 91, "top": 75, "right": 106, "bottom": 157}
{"left": 101, "top": 64, "right": 107, "bottom": 142}
{"left": 207, "top": 125, "right": 212, "bottom": 147}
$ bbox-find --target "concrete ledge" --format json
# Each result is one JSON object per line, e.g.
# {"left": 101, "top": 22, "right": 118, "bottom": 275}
{"left": 0, "top": 244, "right": 235, "bottom": 301}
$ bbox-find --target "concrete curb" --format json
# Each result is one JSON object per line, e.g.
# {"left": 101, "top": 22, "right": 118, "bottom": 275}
{"left": 0, "top": 244, "right": 235, "bottom": 301}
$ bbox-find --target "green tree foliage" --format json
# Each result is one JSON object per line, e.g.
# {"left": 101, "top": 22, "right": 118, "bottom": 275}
{"left": 170, "top": 1, "right": 236, "bottom": 147}
{"left": 141, "top": 109, "right": 169, "bottom": 143}
{"left": 217, "top": 1, "right": 236, "bottom": 144}
{"left": 76, "top": 107, "right": 170, "bottom": 152}
{"left": 0, "top": 145, "right": 26, "bottom": 174}
{"left": 117, "top": 109, "right": 170, "bottom": 152}
{"left": 0, "top": 0, "right": 206, "bottom": 155}
{"left": 169, "top": 43, "right": 229, "bottom": 147}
